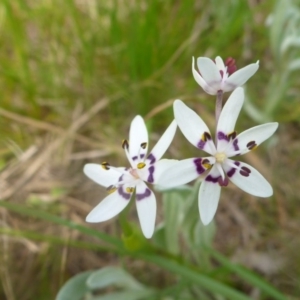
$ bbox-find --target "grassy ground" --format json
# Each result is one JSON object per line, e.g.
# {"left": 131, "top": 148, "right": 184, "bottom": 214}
{"left": 0, "top": 0, "right": 300, "bottom": 299}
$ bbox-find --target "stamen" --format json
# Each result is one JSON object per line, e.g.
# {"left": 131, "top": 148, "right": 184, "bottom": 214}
{"left": 101, "top": 162, "right": 110, "bottom": 170}
{"left": 137, "top": 162, "right": 146, "bottom": 169}
{"left": 126, "top": 187, "right": 134, "bottom": 193}
{"left": 106, "top": 185, "right": 117, "bottom": 194}
{"left": 247, "top": 140, "right": 257, "bottom": 150}
{"left": 225, "top": 57, "right": 237, "bottom": 75}
{"left": 239, "top": 166, "right": 251, "bottom": 177}
{"left": 202, "top": 158, "right": 212, "bottom": 169}
{"left": 122, "top": 139, "right": 129, "bottom": 149}
{"left": 141, "top": 142, "right": 147, "bottom": 149}
{"left": 201, "top": 131, "right": 212, "bottom": 142}
{"left": 227, "top": 131, "right": 237, "bottom": 140}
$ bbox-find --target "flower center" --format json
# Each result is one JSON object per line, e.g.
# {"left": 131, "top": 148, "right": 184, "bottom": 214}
{"left": 215, "top": 152, "right": 227, "bottom": 163}
{"left": 129, "top": 168, "right": 140, "bottom": 179}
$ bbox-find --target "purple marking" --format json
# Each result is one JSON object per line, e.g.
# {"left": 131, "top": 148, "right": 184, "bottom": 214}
{"left": 194, "top": 158, "right": 205, "bottom": 174}
{"left": 118, "top": 186, "right": 131, "bottom": 200}
{"left": 233, "top": 139, "right": 239, "bottom": 151}
{"left": 227, "top": 161, "right": 240, "bottom": 178}
{"left": 218, "top": 177, "right": 229, "bottom": 186}
{"left": 118, "top": 174, "right": 124, "bottom": 182}
{"left": 217, "top": 131, "right": 229, "bottom": 141}
{"left": 132, "top": 154, "right": 145, "bottom": 161}
{"left": 147, "top": 166, "right": 155, "bottom": 183}
{"left": 197, "top": 140, "right": 206, "bottom": 150}
{"left": 205, "top": 174, "right": 219, "bottom": 183}
{"left": 136, "top": 188, "right": 151, "bottom": 201}
{"left": 147, "top": 153, "right": 156, "bottom": 164}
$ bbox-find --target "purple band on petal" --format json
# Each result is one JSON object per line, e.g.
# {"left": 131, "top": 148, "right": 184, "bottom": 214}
{"left": 136, "top": 188, "right": 151, "bottom": 201}
{"left": 118, "top": 174, "right": 124, "bottom": 182}
{"left": 194, "top": 158, "right": 206, "bottom": 174}
{"left": 233, "top": 139, "right": 239, "bottom": 151}
{"left": 132, "top": 154, "right": 145, "bottom": 161}
{"left": 227, "top": 161, "right": 240, "bottom": 178}
{"left": 217, "top": 131, "right": 229, "bottom": 141}
{"left": 147, "top": 166, "right": 155, "bottom": 183}
{"left": 197, "top": 140, "right": 206, "bottom": 150}
{"left": 205, "top": 174, "right": 219, "bottom": 183}
{"left": 118, "top": 186, "right": 131, "bottom": 200}
{"left": 147, "top": 153, "right": 156, "bottom": 164}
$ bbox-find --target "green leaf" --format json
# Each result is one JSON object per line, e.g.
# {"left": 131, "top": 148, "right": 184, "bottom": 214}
{"left": 56, "top": 271, "right": 93, "bottom": 300}
{"left": 210, "top": 250, "right": 288, "bottom": 300}
{"left": 86, "top": 267, "right": 145, "bottom": 290}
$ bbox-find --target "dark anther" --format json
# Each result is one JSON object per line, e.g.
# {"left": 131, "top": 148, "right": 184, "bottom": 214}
{"left": 239, "top": 166, "right": 251, "bottom": 177}
{"left": 141, "top": 142, "right": 147, "bottom": 149}
{"left": 101, "top": 162, "right": 110, "bottom": 170}
{"left": 122, "top": 139, "right": 129, "bottom": 149}
{"left": 202, "top": 131, "right": 212, "bottom": 141}
{"left": 227, "top": 131, "right": 237, "bottom": 140}
{"left": 246, "top": 141, "right": 257, "bottom": 150}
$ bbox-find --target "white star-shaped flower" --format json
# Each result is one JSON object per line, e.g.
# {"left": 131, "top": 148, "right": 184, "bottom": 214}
{"left": 83, "top": 116, "right": 177, "bottom": 238}
{"left": 159, "top": 87, "right": 278, "bottom": 225}
{"left": 192, "top": 56, "right": 259, "bottom": 95}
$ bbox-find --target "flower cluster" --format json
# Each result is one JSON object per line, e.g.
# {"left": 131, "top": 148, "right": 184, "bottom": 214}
{"left": 84, "top": 56, "right": 278, "bottom": 238}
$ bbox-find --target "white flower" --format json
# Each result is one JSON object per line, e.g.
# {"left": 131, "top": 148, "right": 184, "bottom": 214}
{"left": 83, "top": 116, "right": 177, "bottom": 238}
{"left": 192, "top": 56, "right": 259, "bottom": 95}
{"left": 158, "top": 87, "right": 278, "bottom": 225}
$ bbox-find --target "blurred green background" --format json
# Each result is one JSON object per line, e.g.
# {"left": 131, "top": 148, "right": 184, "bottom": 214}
{"left": 0, "top": 0, "right": 299, "bottom": 299}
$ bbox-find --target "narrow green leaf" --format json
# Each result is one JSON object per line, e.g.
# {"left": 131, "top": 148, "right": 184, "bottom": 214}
{"left": 0, "top": 201, "right": 122, "bottom": 248}
{"left": 210, "top": 250, "right": 288, "bottom": 300}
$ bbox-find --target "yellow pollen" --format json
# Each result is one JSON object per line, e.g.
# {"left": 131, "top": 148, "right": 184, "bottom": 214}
{"left": 215, "top": 152, "right": 227, "bottom": 163}
{"left": 137, "top": 162, "right": 146, "bottom": 169}
{"left": 107, "top": 186, "right": 117, "bottom": 194}
{"left": 203, "top": 162, "right": 212, "bottom": 169}
{"left": 126, "top": 187, "right": 134, "bottom": 193}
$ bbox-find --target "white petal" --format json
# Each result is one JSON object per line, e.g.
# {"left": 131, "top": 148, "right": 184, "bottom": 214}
{"left": 135, "top": 182, "right": 156, "bottom": 238}
{"left": 158, "top": 157, "right": 214, "bottom": 188}
{"left": 83, "top": 163, "right": 122, "bottom": 187}
{"left": 224, "top": 160, "right": 273, "bottom": 197}
{"left": 199, "top": 165, "right": 222, "bottom": 225}
{"left": 216, "top": 88, "right": 244, "bottom": 152}
{"left": 149, "top": 159, "right": 178, "bottom": 184}
{"left": 173, "top": 100, "right": 216, "bottom": 155}
{"left": 224, "top": 62, "right": 259, "bottom": 92}
{"left": 215, "top": 56, "right": 225, "bottom": 72}
{"left": 148, "top": 120, "right": 177, "bottom": 162}
{"left": 192, "top": 57, "right": 216, "bottom": 95}
{"left": 129, "top": 115, "right": 148, "bottom": 159}
{"left": 197, "top": 57, "right": 222, "bottom": 88}
{"left": 217, "top": 87, "right": 244, "bottom": 134}
{"left": 86, "top": 188, "right": 132, "bottom": 222}
{"left": 226, "top": 123, "right": 278, "bottom": 156}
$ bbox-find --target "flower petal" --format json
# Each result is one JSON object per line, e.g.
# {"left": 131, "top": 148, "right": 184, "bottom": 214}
{"left": 129, "top": 115, "right": 148, "bottom": 159}
{"left": 135, "top": 182, "right": 156, "bottom": 238}
{"left": 224, "top": 62, "right": 259, "bottom": 92}
{"left": 226, "top": 123, "right": 278, "bottom": 156}
{"left": 197, "top": 57, "right": 221, "bottom": 90}
{"left": 147, "top": 158, "right": 178, "bottom": 184}
{"left": 147, "top": 120, "right": 177, "bottom": 163}
{"left": 224, "top": 159, "right": 273, "bottom": 197}
{"left": 174, "top": 100, "right": 216, "bottom": 155}
{"left": 216, "top": 87, "right": 244, "bottom": 152}
{"left": 215, "top": 56, "right": 226, "bottom": 72}
{"left": 83, "top": 163, "right": 123, "bottom": 187}
{"left": 157, "top": 157, "right": 214, "bottom": 188}
{"left": 192, "top": 57, "right": 216, "bottom": 95}
{"left": 217, "top": 87, "right": 244, "bottom": 135}
{"left": 199, "top": 165, "right": 222, "bottom": 225}
{"left": 86, "top": 187, "right": 132, "bottom": 222}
